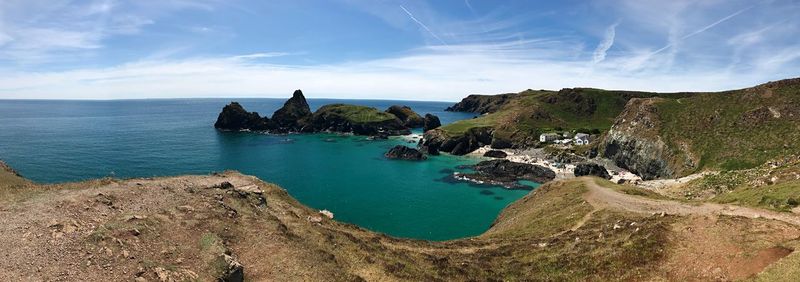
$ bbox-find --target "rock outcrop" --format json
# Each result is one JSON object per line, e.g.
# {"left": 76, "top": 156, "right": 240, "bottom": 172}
{"left": 215, "top": 91, "right": 413, "bottom": 136}
{"left": 601, "top": 98, "right": 681, "bottom": 180}
{"left": 386, "top": 105, "right": 424, "bottom": 128}
{"left": 307, "top": 104, "right": 410, "bottom": 136}
{"left": 423, "top": 114, "right": 441, "bottom": 131}
{"left": 214, "top": 102, "right": 272, "bottom": 131}
{"left": 483, "top": 150, "right": 507, "bottom": 158}
{"left": 456, "top": 160, "right": 555, "bottom": 188}
{"left": 446, "top": 93, "right": 516, "bottom": 114}
{"left": 384, "top": 145, "right": 427, "bottom": 160}
{"left": 419, "top": 127, "right": 493, "bottom": 156}
{"left": 573, "top": 163, "right": 611, "bottom": 179}
{"left": 271, "top": 90, "right": 312, "bottom": 132}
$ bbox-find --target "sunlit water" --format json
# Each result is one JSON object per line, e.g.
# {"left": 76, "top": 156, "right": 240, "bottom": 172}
{"left": 0, "top": 99, "right": 534, "bottom": 240}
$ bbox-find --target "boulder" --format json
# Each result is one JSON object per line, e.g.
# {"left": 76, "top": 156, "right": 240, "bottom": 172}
{"left": 219, "top": 254, "right": 244, "bottom": 282}
{"left": 483, "top": 150, "right": 507, "bottom": 158}
{"left": 214, "top": 102, "right": 272, "bottom": 131}
{"left": 573, "top": 163, "right": 611, "bottom": 179}
{"left": 271, "top": 90, "right": 312, "bottom": 131}
{"left": 386, "top": 105, "right": 424, "bottom": 128}
{"left": 385, "top": 145, "right": 427, "bottom": 160}
{"left": 422, "top": 114, "right": 441, "bottom": 131}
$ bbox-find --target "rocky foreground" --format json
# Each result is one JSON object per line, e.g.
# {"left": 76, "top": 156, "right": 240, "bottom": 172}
{"left": 2, "top": 162, "right": 799, "bottom": 281}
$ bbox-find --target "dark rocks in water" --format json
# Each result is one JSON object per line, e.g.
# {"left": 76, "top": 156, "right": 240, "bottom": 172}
{"left": 214, "top": 102, "right": 272, "bottom": 131}
{"left": 419, "top": 127, "right": 493, "bottom": 156}
{"left": 386, "top": 105, "right": 424, "bottom": 128}
{"left": 457, "top": 160, "right": 555, "bottom": 188}
{"left": 271, "top": 89, "right": 312, "bottom": 132}
{"left": 483, "top": 150, "right": 507, "bottom": 158}
{"left": 384, "top": 145, "right": 427, "bottom": 160}
{"left": 446, "top": 93, "right": 516, "bottom": 114}
{"left": 573, "top": 163, "right": 611, "bottom": 179}
{"left": 422, "top": 114, "right": 441, "bottom": 131}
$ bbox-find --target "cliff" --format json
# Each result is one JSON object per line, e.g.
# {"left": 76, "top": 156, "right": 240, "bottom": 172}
{"left": 385, "top": 105, "right": 424, "bottom": 128}
{"left": 601, "top": 78, "right": 800, "bottom": 179}
{"left": 445, "top": 93, "right": 517, "bottom": 114}
{"left": 271, "top": 89, "right": 312, "bottom": 132}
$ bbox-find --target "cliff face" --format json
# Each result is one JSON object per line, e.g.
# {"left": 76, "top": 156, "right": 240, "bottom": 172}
{"left": 601, "top": 98, "right": 684, "bottom": 180}
{"left": 445, "top": 93, "right": 516, "bottom": 114}
{"left": 420, "top": 127, "right": 493, "bottom": 155}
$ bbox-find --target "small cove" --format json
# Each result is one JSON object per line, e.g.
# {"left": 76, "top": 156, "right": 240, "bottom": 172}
{"left": 0, "top": 98, "right": 536, "bottom": 240}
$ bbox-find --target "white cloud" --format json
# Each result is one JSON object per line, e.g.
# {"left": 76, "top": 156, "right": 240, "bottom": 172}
{"left": 591, "top": 22, "right": 619, "bottom": 64}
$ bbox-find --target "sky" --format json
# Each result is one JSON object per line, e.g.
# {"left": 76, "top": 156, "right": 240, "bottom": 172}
{"left": 0, "top": 0, "right": 798, "bottom": 101}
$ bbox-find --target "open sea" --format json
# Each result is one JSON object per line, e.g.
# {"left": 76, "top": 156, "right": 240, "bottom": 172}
{"left": 0, "top": 99, "right": 533, "bottom": 241}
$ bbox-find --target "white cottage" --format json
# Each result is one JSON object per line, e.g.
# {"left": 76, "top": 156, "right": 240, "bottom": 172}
{"left": 574, "top": 133, "right": 590, "bottom": 145}
{"left": 539, "top": 133, "right": 560, "bottom": 143}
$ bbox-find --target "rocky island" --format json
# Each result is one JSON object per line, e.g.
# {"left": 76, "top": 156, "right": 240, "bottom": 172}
{"left": 215, "top": 90, "right": 438, "bottom": 137}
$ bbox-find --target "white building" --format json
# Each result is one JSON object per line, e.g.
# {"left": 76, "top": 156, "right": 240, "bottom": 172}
{"left": 539, "top": 133, "right": 560, "bottom": 143}
{"left": 574, "top": 133, "right": 590, "bottom": 145}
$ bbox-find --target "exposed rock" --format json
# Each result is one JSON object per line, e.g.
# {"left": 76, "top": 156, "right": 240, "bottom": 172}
{"left": 219, "top": 254, "right": 244, "bottom": 282}
{"left": 490, "top": 138, "right": 513, "bottom": 149}
{"left": 573, "top": 163, "right": 611, "bottom": 179}
{"left": 214, "top": 102, "right": 272, "bottom": 131}
{"left": 422, "top": 114, "right": 441, "bottom": 131}
{"left": 385, "top": 145, "right": 427, "bottom": 160}
{"left": 420, "top": 127, "right": 493, "bottom": 156}
{"left": 457, "top": 160, "right": 555, "bottom": 188}
{"left": 446, "top": 93, "right": 516, "bottom": 114}
{"left": 386, "top": 105, "right": 424, "bottom": 128}
{"left": 483, "top": 150, "right": 507, "bottom": 158}
{"left": 601, "top": 98, "right": 680, "bottom": 180}
{"left": 271, "top": 89, "right": 312, "bottom": 132}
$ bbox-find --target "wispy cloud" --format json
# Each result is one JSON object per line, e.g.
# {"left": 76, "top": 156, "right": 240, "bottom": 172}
{"left": 650, "top": 6, "right": 752, "bottom": 56}
{"left": 399, "top": 5, "right": 448, "bottom": 46}
{"left": 591, "top": 22, "right": 619, "bottom": 64}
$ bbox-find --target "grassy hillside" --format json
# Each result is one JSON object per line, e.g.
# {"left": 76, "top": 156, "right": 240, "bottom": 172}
{"left": 652, "top": 79, "right": 800, "bottom": 173}
{"left": 441, "top": 88, "right": 692, "bottom": 145}
{"left": 315, "top": 104, "right": 397, "bottom": 123}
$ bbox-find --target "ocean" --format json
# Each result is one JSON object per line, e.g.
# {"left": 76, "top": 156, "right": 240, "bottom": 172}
{"left": 0, "top": 99, "right": 533, "bottom": 241}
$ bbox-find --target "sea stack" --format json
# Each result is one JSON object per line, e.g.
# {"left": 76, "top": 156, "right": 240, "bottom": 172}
{"left": 214, "top": 102, "right": 271, "bottom": 131}
{"left": 271, "top": 90, "right": 312, "bottom": 132}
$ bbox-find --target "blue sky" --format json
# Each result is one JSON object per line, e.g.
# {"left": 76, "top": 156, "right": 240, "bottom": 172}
{"left": 0, "top": 0, "right": 798, "bottom": 100}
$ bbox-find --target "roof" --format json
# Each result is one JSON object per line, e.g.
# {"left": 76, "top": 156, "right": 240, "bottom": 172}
{"left": 575, "top": 133, "right": 590, "bottom": 138}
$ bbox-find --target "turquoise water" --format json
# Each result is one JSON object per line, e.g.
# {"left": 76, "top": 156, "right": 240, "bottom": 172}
{"left": 0, "top": 99, "right": 533, "bottom": 240}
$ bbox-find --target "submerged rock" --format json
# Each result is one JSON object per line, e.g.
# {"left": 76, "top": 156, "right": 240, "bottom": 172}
{"left": 573, "top": 163, "right": 611, "bottom": 179}
{"left": 214, "top": 102, "right": 272, "bottom": 131}
{"left": 457, "top": 160, "right": 555, "bottom": 188}
{"left": 386, "top": 105, "right": 424, "bottom": 128}
{"left": 385, "top": 145, "right": 427, "bottom": 160}
{"left": 483, "top": 150, "right": 507, "bottom": 158}
{"left": 422, "top": 114, "right": 441, "bottom": 131}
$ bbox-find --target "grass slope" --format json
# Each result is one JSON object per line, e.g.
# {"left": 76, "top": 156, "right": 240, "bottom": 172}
{"left": 441, "top": 88, "right": 691, "bottom": 144}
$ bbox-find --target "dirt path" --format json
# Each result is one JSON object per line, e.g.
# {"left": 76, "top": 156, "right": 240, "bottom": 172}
{"left": 581, "top": 177, "right": 800, "bottom": 226}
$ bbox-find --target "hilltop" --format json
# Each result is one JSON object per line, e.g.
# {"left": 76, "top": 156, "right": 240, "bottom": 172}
{"left": 1, "top": 162, "right": 799, "bottom": 281}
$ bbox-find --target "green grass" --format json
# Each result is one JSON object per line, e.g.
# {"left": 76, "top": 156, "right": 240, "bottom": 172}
{"left": 441, "top": 88, "right": 691, "bottom": 145}
{"left": 713, "top": 180, "right": 800, "bottom": 212}
{"left": 654, "top": 82, "right": 800, "bottom": 174}
{"left": 315, "top": 104, "right": 397, "bottom": 123}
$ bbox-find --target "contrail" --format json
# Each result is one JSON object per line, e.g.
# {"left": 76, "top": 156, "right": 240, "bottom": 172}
{"left": 400, "top": 5, "right": 448, "bottom": 46}
{"left": 592, "top": 22, "right": 619, "bottom": 64}
{"left": 650, "top": 6, "right": 752, "bottom": 56}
